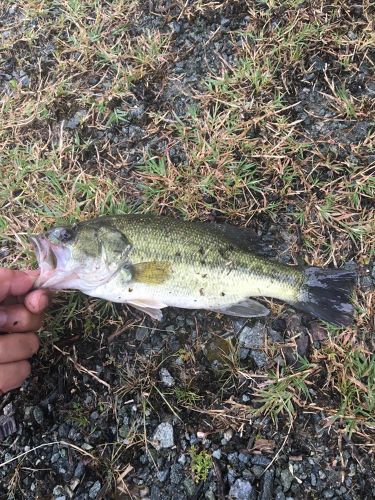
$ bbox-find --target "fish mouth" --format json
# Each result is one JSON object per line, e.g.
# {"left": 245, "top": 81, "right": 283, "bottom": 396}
{"left": 29, "top": 234, "right": 76, "bottom": 289}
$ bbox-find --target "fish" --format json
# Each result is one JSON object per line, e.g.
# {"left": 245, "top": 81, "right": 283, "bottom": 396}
{"left": 29, "top": 214, "right": 356, "bottom": 326}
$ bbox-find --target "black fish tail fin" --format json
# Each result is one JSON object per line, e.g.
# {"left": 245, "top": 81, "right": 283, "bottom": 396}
{"left": 294, "top": 267, "right": 356, "bottom": 326}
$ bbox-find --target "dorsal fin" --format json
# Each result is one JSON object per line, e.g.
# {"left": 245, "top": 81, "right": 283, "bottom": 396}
{"left": 211, "top": 223, "right": 276, "bottom": 257}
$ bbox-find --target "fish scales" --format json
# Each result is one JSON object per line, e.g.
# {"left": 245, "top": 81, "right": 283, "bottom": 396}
{"left": 86, "top": 215, "right": 302, "bottom": 308}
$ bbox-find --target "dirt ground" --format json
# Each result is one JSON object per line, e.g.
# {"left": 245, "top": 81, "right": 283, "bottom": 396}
{"left": 0, "top": 1, "right": 374, "bottom": 499}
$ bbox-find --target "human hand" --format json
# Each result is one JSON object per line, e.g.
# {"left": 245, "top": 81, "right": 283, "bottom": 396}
{"left": 0, "top": 269, "right": 49, "bottom": 394}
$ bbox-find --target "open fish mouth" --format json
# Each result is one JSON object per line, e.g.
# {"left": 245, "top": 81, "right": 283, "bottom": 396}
{"left": 29, "top": 234, "right": 76, "bottom": 289}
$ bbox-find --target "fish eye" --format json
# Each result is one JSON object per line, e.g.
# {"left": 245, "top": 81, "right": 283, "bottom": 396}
{"left": 58, "top": 227, "right": 75, "bottom": 243}
{"left": 47, "top": 226, "right": 76, "bottom": 244}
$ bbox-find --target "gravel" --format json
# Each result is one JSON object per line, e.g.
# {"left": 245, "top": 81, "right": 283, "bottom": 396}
{"left": 229, "top": 478, "right": 256, "bottom": 500}
{"left": 152, "top": 422, "right": 175, "bottom": 450}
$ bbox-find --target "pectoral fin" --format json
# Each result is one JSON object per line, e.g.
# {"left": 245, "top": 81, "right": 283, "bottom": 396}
{"left": 212, "top": 299, "right": 269, "bottom": 318}
{"left": 132, "top": 262, "right": 171, "bottom": 285}
{"left": 127, "top": 299, "right": 167, "bottom": 320}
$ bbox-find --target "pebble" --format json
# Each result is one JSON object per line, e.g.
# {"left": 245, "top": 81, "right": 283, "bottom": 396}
{"left": 252, "top": 465, "right": 264, "bottom": 478}
{"left": 239, "top": 322, "right": 266, "bottom": 349}
{"left": 65, "top": 110, "right": 87, "bottom": 129}
{"left": 153, "top": 422, "right": 174, "bottom": 449}
{"left": 170, "top": 463, "right": 184, "bottom": 484}
{"left": 251, "top": 455, "right": 271, "bottom": 466}
{"left": 157, "top": 469, "right": 169, "bottom": 482}
{"left": 53, "top": 485, "right": 66, "bottom": 498}
{"left": 224, "top": 429, "right": 233, "bottom": 441}
{"left": 51, "top": 452, "right": 61, "bottom": 464}
{"left": 74, "top": 462, "right": 85, "bottom": 478}
{"left": 183, "top": 478, "right": 196, "bottom": 497}
{"left": 228, "top": 452, "right": 239, "bottom": 464}
{"left": 229, "top": 478, "right": 255, "bottom": 499}
{"left": 280, "top": 469, "right": 293, "bottom": 492}
{"left": 212, "top": 449, "right": 221, "bottom": 460}
{"left": 89, "top": 480, "right": 101, "bottom": 498}
{"left": 159, "top": 368, "right": 175, "bottom": 387}
{"left": 239, "top": 453, "right": 249, "bottom": 463}
{"left": 135, "top": 327, "right": 148, "bottom": 341}
{"left": 259, "top": 468, "right": 274, "bottom": 500}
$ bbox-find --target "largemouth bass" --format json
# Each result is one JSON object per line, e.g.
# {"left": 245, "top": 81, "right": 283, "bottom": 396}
{"left": 29, "top": 215, "right": 355, "bottom": 326}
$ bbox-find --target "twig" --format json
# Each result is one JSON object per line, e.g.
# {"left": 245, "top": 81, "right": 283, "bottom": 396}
{"left": 53, "top": 345, "right": 111, "bottom": 390}
{"left": 0, "top": 440, "right": 96, "bottom": 468}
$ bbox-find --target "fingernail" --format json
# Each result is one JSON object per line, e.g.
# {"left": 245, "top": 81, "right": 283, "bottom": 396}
{"left": 0, "top": 310, "right": 7, "bottom": 326}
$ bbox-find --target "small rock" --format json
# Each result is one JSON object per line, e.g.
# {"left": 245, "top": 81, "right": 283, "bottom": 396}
{"left": 183, "top": 478, "right": 196, "bottom": 497}
{"left": 33, "top": 406, "right": 44, "bottom": 425}
{"left": 152, "top": 422, "right": 174, "bottom": 450}
{"left": 0, "top": 415, "right": 17, "bottom": 439}
{"left": 259, "top": 468, "right": 274, "bottom": 500}
{"left": 157, "top": 469, "right": 169, "bottom": 482}
{"left": 170, "top": 463, "right": 184, "bottom": 484}
{"left": 229, "top": 479, "right": 255, "bottom": 499}
{"left": 224, "top": 429, "right": 233, "bottom": 441}
{"left": 118, "top": 425, "right": 129, "bottom": 439}
{"left": 170, "top": 20, "right": 181, "bottom": 33}
{"left": 252, "top": 465, "right": 264, "bottom": 478}
{"left": 74, "top": 462, "right": 85, "bottom": 478}
{"left": 135, "top": 327, "right": 148, "bottom": 341}
{"left": 280, "top": 469, "right": 293, "bottom": 492}
{"left": 89, "top": 480, "right": 101, "bottom": 499}
{"left": 251, "top": 455, "right": 271, "bottom": 466}
{"left": 228, "top": 452, "right": 239, "bottom": 464}
{"left": 239, "top": 322, "right": 266, "bottom": 349}
{"left": 251, "top": 350, "right": 268, "bottom": 369}
{"left": 65, "top": 110, "right": 87, "bottom": 129}
{"left": 53, "top": 485, "right": 66, "bottom": 498}
{"left": 212, "top": 449, "right": 221, "bottom": 460}
{"left": 3, "top": 403, "right": 15, "bottom": 416}
{"left": 159, "top": 368, "right": 175, "bottom": 387}
{"left": 50, "top": 452, "right": 61, "bottom": 464}
{"left": 309, "top": 322, "right": 327, "bottom": 342}
{"left": 311, "top": 472, "right": 317, "bottom": 486}
{"left": 140, "top": 487, "right": 149, "bottom": 497}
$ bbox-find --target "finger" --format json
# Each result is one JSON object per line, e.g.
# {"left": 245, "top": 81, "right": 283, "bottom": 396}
{"left": 0, "top": 304, "right": 43, "bottom": 333}
{"left": 0, "top": 360, "right": 31, "bottom": 394}
{"left": 0, "top": 269, "right": 39, "bottom": 302}
{"left": 24, "top": 289, "right": 50, "bottom": 314}
{"left": 0, "top": 333, "right": 40, "bottom": 363}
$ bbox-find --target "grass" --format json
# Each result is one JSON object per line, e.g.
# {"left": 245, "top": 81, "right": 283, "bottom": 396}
{"left": 0, "top": 0, "right": 374, "bottom": 494}
{"left": 315, "top": 336, "right": 375, "bottom": 437}
{"left": 250, "top": 358, "right": 316, "bottom": 424}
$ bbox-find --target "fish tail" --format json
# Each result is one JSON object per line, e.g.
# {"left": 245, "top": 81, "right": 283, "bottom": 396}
{"left": 294, "top": 267, "right": 356, "bottom": 326}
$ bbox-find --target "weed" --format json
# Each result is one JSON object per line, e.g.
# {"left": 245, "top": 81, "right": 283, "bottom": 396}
{"left": 174, "top": 387, "right": 202, "bottom": 406}
{"left": 67, "top": 402, "right": 90, "bottom": 428}
{"left": 189, "top": 446, "right": 212, "bottom": 483}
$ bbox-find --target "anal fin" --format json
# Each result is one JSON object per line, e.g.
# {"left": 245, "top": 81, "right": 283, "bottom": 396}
{"left": 212, "top": 299, "right": 269, "bottom": 318}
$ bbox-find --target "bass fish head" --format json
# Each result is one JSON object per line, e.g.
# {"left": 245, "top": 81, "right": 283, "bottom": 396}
{"left": 29, "top": 221, "right": 132, "bottom": 291}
